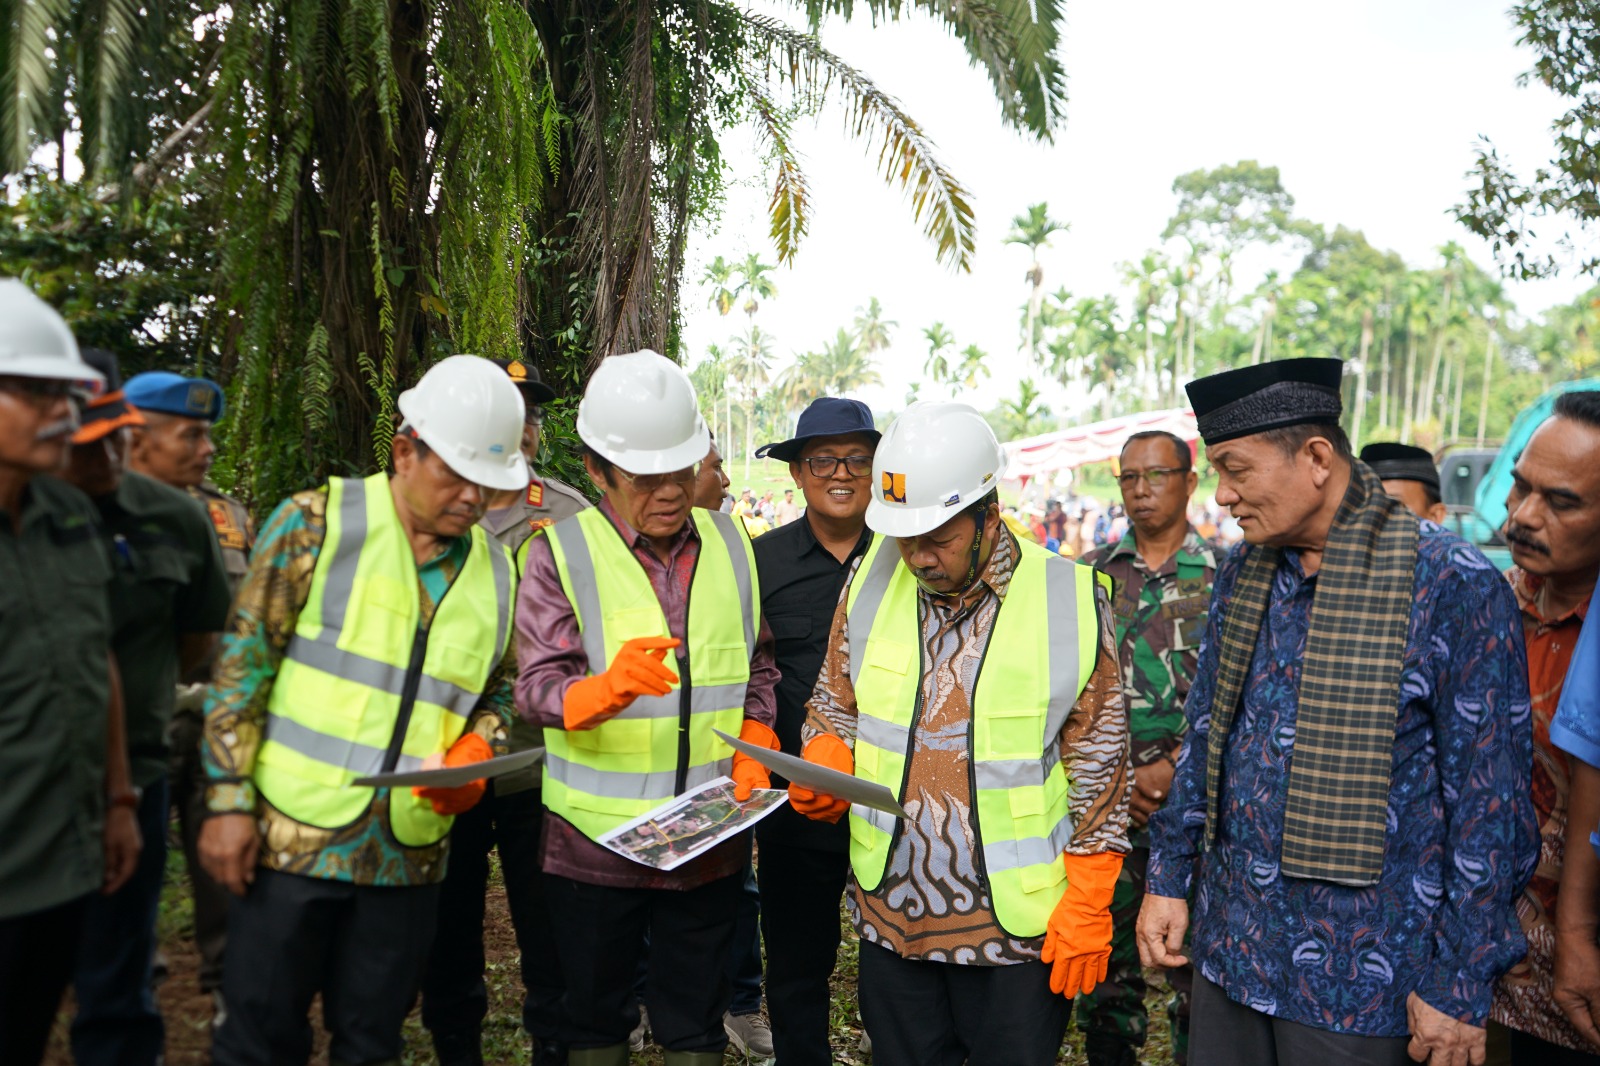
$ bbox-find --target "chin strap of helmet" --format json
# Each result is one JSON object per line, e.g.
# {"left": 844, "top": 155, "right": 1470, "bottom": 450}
{"left": 945, "top": 501, "right": 992, "bottom": 597}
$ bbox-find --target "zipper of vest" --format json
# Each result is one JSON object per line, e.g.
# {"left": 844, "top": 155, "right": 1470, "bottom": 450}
{"left": 380, "top": 566, "right": 462, "bottom": 774}
{"left": 674, "top": 548, "right": 703, "bottom": 795}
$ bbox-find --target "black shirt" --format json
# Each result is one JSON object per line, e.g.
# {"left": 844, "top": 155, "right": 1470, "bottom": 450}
{"left": 752, "top": 512, "right": 873, "bottom": 852}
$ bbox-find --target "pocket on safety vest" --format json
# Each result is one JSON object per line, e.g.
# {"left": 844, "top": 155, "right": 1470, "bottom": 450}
{"left": 694, "top": 642, "right": 749, "bottom": 686}
{"left": 605, "top": 608, "right": 668, "bottom": 648}
{"left": 980, "top": 704, "right": 1047, "bottom": 760}
{"left": 862, "top": 638, "right": 912, "bottom": 675}
{"left": 430, "top": 640, "right": 492, "bottom": 695}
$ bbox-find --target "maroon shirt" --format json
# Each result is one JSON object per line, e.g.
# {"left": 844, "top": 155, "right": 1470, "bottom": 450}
{"left": 516, "top": 498, "right": 779, "bottom": 888}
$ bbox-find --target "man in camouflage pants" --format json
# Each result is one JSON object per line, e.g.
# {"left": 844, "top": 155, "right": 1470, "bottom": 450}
{"left": 1081, "top": 430, "right": 1217, "bottom": 1066}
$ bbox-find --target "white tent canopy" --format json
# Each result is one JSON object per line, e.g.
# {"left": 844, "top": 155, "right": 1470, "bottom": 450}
{"left": 1003, "top": 408, "right": 1198, "bottom": 482}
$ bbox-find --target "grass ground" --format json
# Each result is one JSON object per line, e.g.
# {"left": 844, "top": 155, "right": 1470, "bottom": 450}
{"left": 44, "top": 837, "right": 1177, "bottom": 1065}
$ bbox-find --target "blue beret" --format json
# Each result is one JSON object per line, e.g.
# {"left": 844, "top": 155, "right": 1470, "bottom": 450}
{"left": 123, "top": 371, "right": 226, "bottom": 422}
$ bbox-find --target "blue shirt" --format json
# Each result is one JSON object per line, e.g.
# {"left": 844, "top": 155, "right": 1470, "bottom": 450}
{"left": 1148, "top": 524, "right": 1538, "bottom": 1035}
{"left": 1551, "top": 581, "right": 1600, "bottom": 859}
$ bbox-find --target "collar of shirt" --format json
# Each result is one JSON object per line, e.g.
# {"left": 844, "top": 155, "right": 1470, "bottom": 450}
{"left": 794, "top": 510, "right": 873, "bottom": 564}
{"left": 1510, "top": 566, "right": 1591, "bottom": 629}
{"left": 1102, "top": 524, "right": 1212, "bottom": 575}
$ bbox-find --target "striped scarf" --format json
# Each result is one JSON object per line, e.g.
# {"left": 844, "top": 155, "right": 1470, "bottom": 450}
{"left": 1204, "top": 460, "right": 1419, "bottom": 886}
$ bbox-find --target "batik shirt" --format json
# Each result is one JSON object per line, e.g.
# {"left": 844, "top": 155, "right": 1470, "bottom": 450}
{"left": 803, "top": 528, "right": 1132, "bottom": 965}
{"left": 1085, "top": 528, "right": 1217, "bottom": 844}
{"left": 202, "top": 488, "right": 515, "bottom": 886}
{"left": 1491, "top": 568, "right": 1598, "bottom": 1052}
{"left": 1148, "top": 525, "right": 1537, "bottom": 1035}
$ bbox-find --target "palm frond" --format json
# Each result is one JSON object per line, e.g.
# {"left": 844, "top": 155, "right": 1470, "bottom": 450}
{"left": 748, "top": 87, "right": 809, "bottom": 265}
{"left": 736, "top": 9, "right": 976, "bottom": 271}
{"left": 2, "top": 0, "right": 67, "bottom": 173}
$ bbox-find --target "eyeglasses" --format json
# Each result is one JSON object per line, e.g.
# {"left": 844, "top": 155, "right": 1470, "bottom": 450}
{"left": 616, "top": 464, "right": 699, "bottom": 493}
{"left": 0, "top": 377, "right": 86, "bottom": 407}
{"left": 801, "top": 455, "right": 873, "bottom": 478}
{"left": 1116, "top": 467, "right": 1187, "bottom": 490}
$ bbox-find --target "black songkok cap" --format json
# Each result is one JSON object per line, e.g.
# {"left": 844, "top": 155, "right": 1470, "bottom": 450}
{"left": 1185, "top": 357, "right": 1344, "bottom": 446}
{"left": 1359, "top": 442, "right": 1441, "bottom": 496}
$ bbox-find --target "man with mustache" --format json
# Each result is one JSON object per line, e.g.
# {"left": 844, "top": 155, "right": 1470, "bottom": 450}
{"left": 515, "top": 350, "right": 780, "bottom": 1066}
{"left": 122, "top": 368, "right": 251, "bottom": 1023}
{"left": 1139, "top": 358, "right": 1536, "bottom": 1066}
{"left": 62, "top": 350, "right": 232, "bottom": 1066}
{"left": 786, "top": 401, "right": 1131, "bottom": 1066}
{"left": 1490, "top": 388, "right": 1600, "bottom": 1064}
{"left": 1080, "top": 429, "right": 1215, "bottom": 1066}
{"left": 0, "top": 281, "right": 141, "bottom": 1066}
{"left": 199, "top": 355, "right": 526, "bottom": 1066}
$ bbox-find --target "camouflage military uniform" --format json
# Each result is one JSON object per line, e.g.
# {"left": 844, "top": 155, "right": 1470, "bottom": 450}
{"left": 172, "top": 480, "right": 254, "bottom": 993}
{"left": 1077, "top": 528, "right": 1218, "bottom": 1066}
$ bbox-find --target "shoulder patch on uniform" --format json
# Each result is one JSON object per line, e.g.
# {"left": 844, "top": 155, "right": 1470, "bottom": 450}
{"left": 526, "top": 480, "right": 544, "bottom": 507}
{"left": 206, "top": 498, "right": 249, "bottom": 551}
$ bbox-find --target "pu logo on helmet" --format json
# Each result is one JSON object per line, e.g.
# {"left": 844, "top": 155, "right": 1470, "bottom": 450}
{"left": 882, "top": 471, "right": 906, "bottom": 503}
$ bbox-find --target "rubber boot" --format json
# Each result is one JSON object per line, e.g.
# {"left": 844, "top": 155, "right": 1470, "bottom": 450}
{"left": 566, "top": 1044, "right": 630, "bottom": 1066}
{"left": 661, "top": 1052, "right": 726, "bottom": 1066}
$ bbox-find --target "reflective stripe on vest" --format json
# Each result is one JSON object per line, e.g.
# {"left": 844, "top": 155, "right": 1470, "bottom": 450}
{"left": 254, "top": 473, "right": 515, "bottom": 849}
{"left": 844, "top": 534, "right": 1099, "bottom": 938}
{"left": 542, "top": 507, "right": 758, "bottom": 841}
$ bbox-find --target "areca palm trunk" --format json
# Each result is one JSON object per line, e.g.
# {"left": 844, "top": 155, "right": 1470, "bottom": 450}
{"left": 1352, "top": 309, "right": 1373, "bottom": 452}
{"left": 1401, "top": 327, "right": 1418, "bottom": 444}
{"left": 1477, "top": 331, "right": 1497, "bottom": 447}
{"left": 1378, "top": 304, "right": 1392, "bottom": 431}
{"left": 1418, "top": 278, "right": 1453, "bottom": 428}
{"left": 1451, "top": 343, "right": 1467, "bottom": 440}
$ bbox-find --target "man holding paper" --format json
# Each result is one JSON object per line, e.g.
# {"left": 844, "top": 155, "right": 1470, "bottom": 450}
{"left": 514, "top": 349, "right": 781, "bottom": 1066}
{"left": 787, "top": 401, "right": 1132, "bottom": 1066}
{"left": 198, "top": 355, "right": 526, "bottom": 1066}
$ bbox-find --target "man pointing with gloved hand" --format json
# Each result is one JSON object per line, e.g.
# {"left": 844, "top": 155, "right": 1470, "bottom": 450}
{"left": 788, "top": 401, "right": 1132, "bottom": 1066}
{"left": 515, "top": 350, "right": 780, "bottom": 1066}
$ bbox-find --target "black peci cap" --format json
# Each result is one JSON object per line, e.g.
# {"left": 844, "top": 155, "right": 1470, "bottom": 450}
{"left": 1360, "top": 442, "right": 1441, "bottom": 495}
{"left": 1185, "top": 357, "right": 1344, "bottom": 446}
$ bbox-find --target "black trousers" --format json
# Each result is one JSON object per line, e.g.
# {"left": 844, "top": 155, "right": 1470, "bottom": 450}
{"left": 1508, "top": 1027, "right": 1600, "bottom": 1064}
{"left": 211, "top": 869, "right": 441, "bottom": 1066}
{"left": 1189, "top": 974, "right": 1411, "bottom": 1066}
{"left": 0, "top": 893, "right": 89, "bottom": 1066}
{"left": 857, "top": 941, "right": 1071, "bottom": 1066}
{"left": 421, "top": 785, "right": 562, "bottom": 1050}
{"left": 169, "top": 708, "right": 230, "bottom": 991}
{"left": 546, "top": 871, "right": 740, "bottom": 1053}
{"left": 757, "top": 838, "right": 849, "bottom": 1066}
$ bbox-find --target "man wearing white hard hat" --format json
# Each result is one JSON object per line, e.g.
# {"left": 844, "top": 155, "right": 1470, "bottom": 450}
{"left": 515, "top": 349, "right": 781, "bottom": 1066}
{"left": 0, "top": 280, "right": 142, "bottom": 1066}
{"left": 787, "top": 401, "right": 1132, "bottom": 1066}
{"left": 198, "top": 354, "right": 525, "bottom": 1066}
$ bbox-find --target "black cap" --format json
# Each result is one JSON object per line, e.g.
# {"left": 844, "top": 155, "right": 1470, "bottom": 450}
{"left": 73, "top": 349, "right": 146, "bottom": 443}
{"left": 1360, "top": 442, "right": 1441, "bottom": 495}
{"left": 1185, "top": 357, "right": 1344, "bottom": 446}
{"left": 491, "top": 358, "right": 556, "bottom": 405}
{"left": 756, "top": 397, "right": 880, "bottom": 461}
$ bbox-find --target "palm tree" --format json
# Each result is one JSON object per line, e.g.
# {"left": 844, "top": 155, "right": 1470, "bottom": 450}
{"left": 1006, "top": 202, "right": 1069, "bottom": 362}
{"left": 734, "top": 253, "right": 779, "bottom": 322}
{"left": 820, "top": 328, "right": 882, "bottom": 393}
{"left": 923, "top": 322, "right": 956, "bottom": 393}
{"left": 703, "top": 256, "right": 738, "bottom": 316}
{"left": 998, "top": 378, "right": 1052, "bottom": 439}
{"left": 729, "top": 324, "right": 775, "bottom": 479}
{"left": 1121, "top": 252, "right": 1165, "bottom": 408}
{"left": 956, "top": 343, "right": 991, "bottom": 391}
{"left": 853, "top": 297, "right": 897, "bottom": 355}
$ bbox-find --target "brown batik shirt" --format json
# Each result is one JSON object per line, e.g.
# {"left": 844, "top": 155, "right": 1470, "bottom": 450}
{"left": 802, "top": 528, "right": 1132, "bottom": 965}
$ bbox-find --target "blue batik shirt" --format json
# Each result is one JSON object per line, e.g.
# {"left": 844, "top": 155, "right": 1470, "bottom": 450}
{"left": 1148, "top": 523, "right": 1538, "bottom": 1036}
{"left": 1551, "top": 581, "right": 1600, "bottom": 859}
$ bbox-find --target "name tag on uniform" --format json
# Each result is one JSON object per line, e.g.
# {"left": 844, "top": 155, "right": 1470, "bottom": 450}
{"left": 206, "top": 499, "right": 248, "bottom": 552}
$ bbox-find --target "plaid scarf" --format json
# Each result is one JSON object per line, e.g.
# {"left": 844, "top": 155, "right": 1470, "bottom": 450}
{"left": 1204, "top": 460, "right": 1419, "bottom": 886}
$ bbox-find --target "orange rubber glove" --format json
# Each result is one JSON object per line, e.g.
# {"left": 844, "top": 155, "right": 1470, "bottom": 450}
{"left": 787, "top": 734, "right": 854, "bottom": 823}
{"left": 562, "top": 636, "right": 680, "bottom": 731}
{"left": 1040, "top": 851, "right": 1125, "bottom": 1000}
{"left": 412, "top": 733, "right": 494, "bottom": 816}
{"left": 731, "top": 720, "right": 780, "bottom": 801}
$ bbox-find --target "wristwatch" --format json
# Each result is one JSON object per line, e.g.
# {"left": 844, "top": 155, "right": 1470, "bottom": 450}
{"left": 108, "top": 785, "right": 143, "bottom": 810}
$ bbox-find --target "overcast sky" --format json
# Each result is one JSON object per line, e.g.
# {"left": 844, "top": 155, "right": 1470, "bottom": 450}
{"left": 678, "top": 0, "right": 1591, "bottom": 422}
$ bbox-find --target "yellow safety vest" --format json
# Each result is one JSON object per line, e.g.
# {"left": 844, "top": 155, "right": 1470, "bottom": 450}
{"left": 846, "top": 535, "right": 1099, "bottom": 937}
{"left": 544, "top": 507, "right": 758, "bottom": 841}
{"left": 254, "top": 473, "right": 515, "bottom": 848}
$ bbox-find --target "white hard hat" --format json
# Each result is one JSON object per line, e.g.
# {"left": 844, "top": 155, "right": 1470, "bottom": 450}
{"left": 396, "top": 354, "right": 529, "bottom": 491}
{"left": 577, "top": 349, "right": 709, "bottom": 474}
{"left": 0, "top": 279, "right": 104, "bottom": 388}
{"left": 866, "top": 401, "right": 1007, "bottom": 538}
